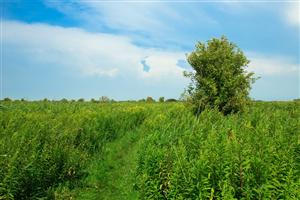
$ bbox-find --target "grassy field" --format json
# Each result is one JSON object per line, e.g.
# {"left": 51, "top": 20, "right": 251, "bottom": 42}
{"left": 0, "top": 101, "right": 299, "bottom": 199}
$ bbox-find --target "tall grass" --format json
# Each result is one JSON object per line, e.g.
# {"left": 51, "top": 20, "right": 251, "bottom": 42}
{"left": 0, "top": 101, "right": 299, "bottom": 199}
{"left": 0, "top": 101, "right": 147, "bottom": 199}
{"left": 135, "top": 102, "right": 300, "bottom": 199}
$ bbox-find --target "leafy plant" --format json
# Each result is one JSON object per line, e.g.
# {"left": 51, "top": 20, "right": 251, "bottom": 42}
{"left": 184, "top": 36, "right": 257, "bottom": 115}
{"left": 0, "top": 101, "right": 298, "bottom": 199}
{"left": 159, "top": 97, "right": 165, "bottom": 103}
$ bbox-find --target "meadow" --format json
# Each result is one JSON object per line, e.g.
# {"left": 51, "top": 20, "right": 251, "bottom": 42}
{"left": 0, "top": 100, "right": 299, "bottom": 199}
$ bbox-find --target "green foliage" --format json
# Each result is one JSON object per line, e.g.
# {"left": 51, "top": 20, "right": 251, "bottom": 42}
{"left": 99, "top": 96, "right": 110, "bottom": 103}
{"left": 0, "top": 102, "right": 147, "bottom": 199}
{"left": 185, "top": 36, "right": 256, "bottom": 115}
{"left": 135, "top": 101, "right": 300, "bottom": 199}
{"left": 3, "top": 98, "right": 12, "bottom": 102}
{"left": 60, "top": 98, "right": 68, "bottom": 102}
{"left": 0, "top": 101, "right": 299, "bottom": 199}
{"left": 165, "top": 98, "right": 177, "bottom": 102}
{"left": 146, "top": 96, "right": 155, "bottom": 103}
{"left": 159, "top": 97, "right": 165, "bottom": 103}
{"left": 77, "top": 98, "right": 84, "bottom": 102}
{"left": 90, "top": 98, "right": 98, "bottom": 103}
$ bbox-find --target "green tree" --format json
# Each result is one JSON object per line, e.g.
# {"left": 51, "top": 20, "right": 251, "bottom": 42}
{"left": 60, "top": 98, "right": 68, "bottom": 103}
{"left": 99, "top": 96, "right": 110, "bottom": 103}
{"left": 184, "top": 36, "right": 256, "bottom": 115}
{"left": 3, "top": 97, "right": 12, "bottom": 101}
{"left": 91, "top": 98, "right": 98, "bottom": 103}
{"left": 165, "top": 98, "right": 177, "bottom": 102}
{"left": 159, "top": 97, "right": 165, "bottom": 103}
{"left": 146, "top": 96, "right": 155, "bottom": 103}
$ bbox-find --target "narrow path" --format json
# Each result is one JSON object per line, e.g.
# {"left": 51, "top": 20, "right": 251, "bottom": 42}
{"left": 77, "top": 130, "right": 141, "bottom": 199}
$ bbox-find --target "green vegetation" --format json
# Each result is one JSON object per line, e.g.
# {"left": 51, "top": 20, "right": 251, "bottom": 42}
{"left": 146, "top": 97, "right": 155, "bottom": 103}
{"left": 185, "top": 36, "right": 256, "bottom": 115}
{"left": 1, "top": 101, "right": 299, "bottom": 199}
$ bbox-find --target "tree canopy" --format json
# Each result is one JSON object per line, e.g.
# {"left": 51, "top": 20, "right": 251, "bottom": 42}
{"left": 184, "top": 36, "right": 256, "bottom": 115}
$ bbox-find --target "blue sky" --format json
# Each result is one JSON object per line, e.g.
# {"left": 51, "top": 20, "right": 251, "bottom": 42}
{"left": 1, "top": 0, "right": 299, "bottom": 101}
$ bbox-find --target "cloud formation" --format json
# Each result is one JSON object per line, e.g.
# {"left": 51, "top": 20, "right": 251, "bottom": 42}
{"left": 3, "top": 1, "right": 299, "bottom": 100}
{"left": 284, "top": 2, "right": 300, "bottom": 27}
{"left": 4, "top": 20, "right": 298, "bottom": 80}
{"left": 247, "top": 52, "right": 299, "bottom": 76}
{"left": 45, "top": 1, "right": 218, "bottom": 48}
{"left": 3, "top": 20, "right": 186, "bottom": 82}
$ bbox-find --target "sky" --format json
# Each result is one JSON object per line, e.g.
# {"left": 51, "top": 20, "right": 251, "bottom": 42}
{"left": 1, "top": 0, "right": 299, "bottom": 101}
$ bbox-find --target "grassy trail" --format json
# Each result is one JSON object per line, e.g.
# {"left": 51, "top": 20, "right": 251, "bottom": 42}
{"left": 2, "top": 102, "right": 298, "bottom": 199}
{"left": 77, "top": 130, "right": 141, "bottom": 200}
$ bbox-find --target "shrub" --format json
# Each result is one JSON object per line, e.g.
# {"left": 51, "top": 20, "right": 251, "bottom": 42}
{"left": 3, "top": 98, "right": 11, "bottom": 102}
{"left": 165, "top": 98, "right": 177, "bottom": 102}
{"left": 99, "top": 96, "right": 110, "bottom": 103}
{"left": 146, "top": 97, "right": 155, "bottom": 103}
{"left": 91, "top": 98, "right": 98, "bottom": 103}
{"left": 77, "top": 98, "right": 84, "bottom": 102}
{"left": 60, "top": 98, "right": 68, "bottom": 103}
{"left": 184, "top": 36, "right": 256, "bottom": 115}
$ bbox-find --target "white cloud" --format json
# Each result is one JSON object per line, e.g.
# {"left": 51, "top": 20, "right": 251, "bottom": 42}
{"left": 284, "top": 2, "right": 300, "bottom": 27}
{"left": 4, "top": 20, "right": 298, "bottom": 85}
{"left": 3, "top": 20, "right": 186, "bottom": 81}
{"left": 84, "top": 2, "right": 165, "bottom": 33}
{"left": 247, "top": 52, "right": 299, "bottom": 76}
{"left": 217, "top": 2, "right": 299, "bottom": 28}
{"left": 141, "top": 52, "right": 185, "bottom": 80}
{"left": 45, "top": 1, "right": 218, "bottom": 46}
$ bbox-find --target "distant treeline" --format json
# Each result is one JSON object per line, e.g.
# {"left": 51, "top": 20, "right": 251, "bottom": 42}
{"left": 2, "top": 97, "right": 300, "bottom": 103}
{"left": 1, "top": 96, "right": 179, "bottom": 103}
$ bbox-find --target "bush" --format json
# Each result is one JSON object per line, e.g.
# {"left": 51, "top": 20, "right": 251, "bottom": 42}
{"left": 159, "top": 97, "right": 165, "bottom": 103}
{"left": 60, "top": 98, "right": 68, "bottom": 103}
{"left": 99, "top": 96, "right": 110, "bottom": 103}
{"left": 146, "top": 97, "right": 155, "bottom": 103}
{"left": 3, "top": 98, "right": 12, "bottom": 102}
{"left": 185, "top": 36, "right": 256, "bottom": 115}
{"left": 90, "top": 98, "right": 98, "bottom": 103}
{"left": 165, "top": 98, "right": 177, "bottom": 102}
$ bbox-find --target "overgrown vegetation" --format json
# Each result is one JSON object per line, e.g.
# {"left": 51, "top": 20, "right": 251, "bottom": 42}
{"left": 0, "top": 101, "right": 299, "bottom": 199}
{"left": 185, "top": 36, "right": 256, "bottom": 115}
{"left": 0, "top": 101, "right": 147, "bottom": 199}
{"left": 135, "top": 101, "right": 300, "bottom": 199}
